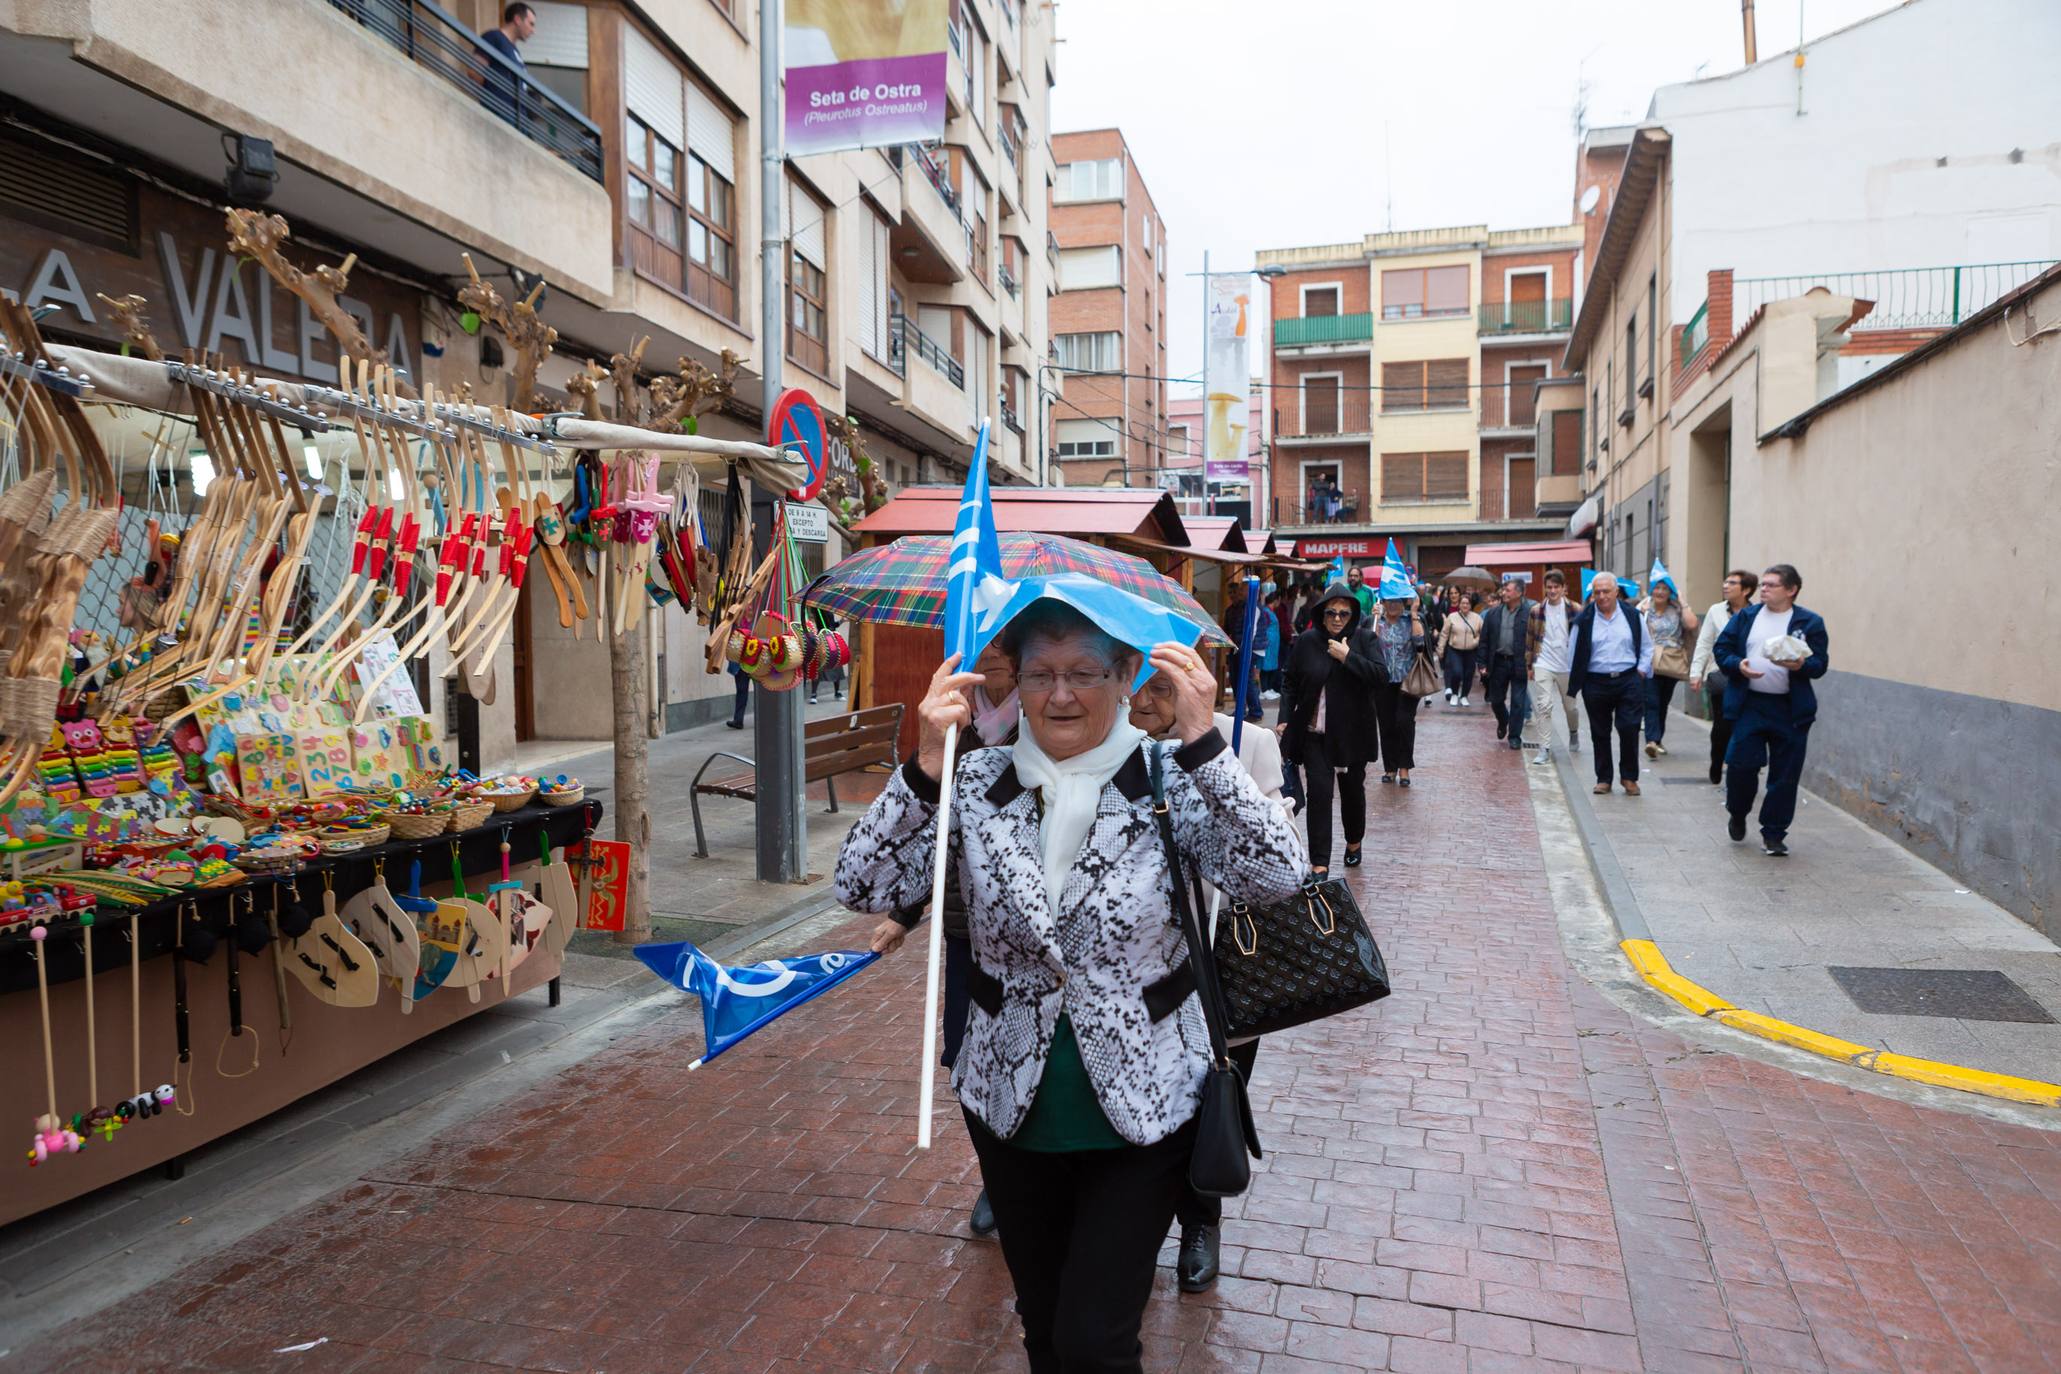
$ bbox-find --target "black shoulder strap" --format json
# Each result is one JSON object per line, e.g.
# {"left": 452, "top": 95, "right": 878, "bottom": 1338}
{"left": 1149, "top": 742, "right": 1234, "bottom": 1067}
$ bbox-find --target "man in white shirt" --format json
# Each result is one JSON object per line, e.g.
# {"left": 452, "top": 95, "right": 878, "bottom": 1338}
{"left": 1711, "top": 563, "right": 1829, "bottom": 856}
{"left": 1528, "top": 569, "right": 1581, "bottom": 764}
{"left": 1688, "top": 569, "right": 1755, "bottom": 785}
{"left": 1568, "top": 573, "right": 1654, "bottom": 795}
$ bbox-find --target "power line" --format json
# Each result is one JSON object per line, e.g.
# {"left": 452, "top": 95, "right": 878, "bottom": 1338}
{"left": 1055, "top": 366, "right": 1549, "bottom": 393}
{"left": 1044, "top": 388, "right": 1184, "bottom": 451}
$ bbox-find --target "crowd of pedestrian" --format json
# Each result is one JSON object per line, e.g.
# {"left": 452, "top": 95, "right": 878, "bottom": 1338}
{"left": 830, "top": 553, "right": 1826, "bottom": 1374}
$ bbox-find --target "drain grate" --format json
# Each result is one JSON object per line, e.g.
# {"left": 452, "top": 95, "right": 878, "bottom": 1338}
{"left": 1828, "top": 967, "right": 2056, "bottom": 1024}
{"left": 1658, "top": 777, "right": 1709, "bottom": 785}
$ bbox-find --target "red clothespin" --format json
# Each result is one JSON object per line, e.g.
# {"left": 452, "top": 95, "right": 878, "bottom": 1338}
{"left": 348, "top": 506, "right": 378, "bottom": 576}
{"left": 507, "top": 517, "right": 535, "bottom": 590}
{"left": 365, "top": 506, "right": 397, "bottom": 581}
{"left": 391, "top": 516, "right": 422, "bottom": 596}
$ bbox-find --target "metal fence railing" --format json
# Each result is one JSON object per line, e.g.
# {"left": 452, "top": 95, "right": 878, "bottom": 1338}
{"left": 892, "top": 315, "right": 963, "bottom": 388}
{"left": 1272, "top": 313, "right": 1373, "bottom": 348}
{"left": 325, "top": 0, "right": 604, "bottom": 181}
{"left": 1478, "top": 298, "right": 1573, "bottom": 334}
{"left": 1734, "top": 260, "right": 2057, "bottom": 332}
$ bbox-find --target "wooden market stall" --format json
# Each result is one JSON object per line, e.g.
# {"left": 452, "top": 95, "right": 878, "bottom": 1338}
{"left": 1460, "top": 539, "right": 1596, "bottom": 595}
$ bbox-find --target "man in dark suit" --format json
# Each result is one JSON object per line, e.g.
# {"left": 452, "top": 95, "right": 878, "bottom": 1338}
{"left": 1477, "top": 577, "right": 1537, "bottom": 751}
{"left": 1711, "top": 563, "right": 1830, "bottom": 856}
{"left": 1567, "top": 573, "right": 1652, "bottom": 795}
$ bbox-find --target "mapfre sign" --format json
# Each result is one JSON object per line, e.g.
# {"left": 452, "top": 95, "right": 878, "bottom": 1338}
{"left": 1296, "top": 536, "right": 1381, "bottom": 559}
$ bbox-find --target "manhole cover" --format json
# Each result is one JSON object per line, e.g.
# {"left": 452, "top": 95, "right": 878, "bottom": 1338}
{"left": 1828, "top": 967, "right": 2056, "bottom": 1024}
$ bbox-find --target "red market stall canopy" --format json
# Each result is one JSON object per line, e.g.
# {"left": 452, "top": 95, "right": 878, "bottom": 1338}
{"left": 852, "top": 486, "right": 1192, "bottom": 544}
{"left": 1462, "top": 540, "right": 1594, "bottom": 569}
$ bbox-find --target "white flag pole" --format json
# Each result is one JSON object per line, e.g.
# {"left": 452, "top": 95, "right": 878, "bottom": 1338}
{"left": 916, "top": 721, "right": 960, "bottom": 1150}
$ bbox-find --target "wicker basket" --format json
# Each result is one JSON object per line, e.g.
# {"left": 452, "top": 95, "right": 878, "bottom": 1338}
{"left": 447, "top": 800, "right": 495, "bottom": 833}
{"left": 319, "top": 823, "right": 391, "bottom": 854}
{"left": 381, "top": 810, "right": 448, "bottom": 841}
{"left": 539, "top": 785, "right": 586, "bottom": 808}
{"left": 485, "top": 786, "right": 537, "bottom": 813}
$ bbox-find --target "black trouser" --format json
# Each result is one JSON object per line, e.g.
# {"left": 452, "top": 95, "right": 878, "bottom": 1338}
{"left": 1483, "top": 653, "right": 1530, "bottom": 741}
{"left": 1371, "top": 681, "right": 1416, "bottom": 772}
{"left": 1299, "top": 732, "right": 1365, "bottom": 870}
{"left": 1705, "top": 681, "right": 1732, "bottom": 776}
{"left": 1441, "top": 645, "right": 1476, "bottom": 696}
{"left": 1643, "top": 673, "right": 1679, "bottom": 742}
{"left": 942, "top": 932, "right": 973, "bottom": 1070}
{"left": 1175, "top": 1039, "right": 1261, "bottom": 1233}
{"left": 729, "top": 668, "right": 751, "bottom": 724}
{"left": 1581, "top": 671, "right": 1643, "bottom": 785}
{"left": 968, "top": 1111, "right": 1196, "bottom": 1374}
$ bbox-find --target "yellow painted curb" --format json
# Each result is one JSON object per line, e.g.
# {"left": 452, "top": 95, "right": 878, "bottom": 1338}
{"left": 1614, "top": 939, "right": 2061, "bottom": 1109}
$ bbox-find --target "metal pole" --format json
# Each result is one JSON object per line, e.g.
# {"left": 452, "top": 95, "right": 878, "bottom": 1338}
{"left": 755, "top": 0, "right": 806, "bottom": 884}
{"left": 1202, "top": 249, "right": 1212, "bottom": 516}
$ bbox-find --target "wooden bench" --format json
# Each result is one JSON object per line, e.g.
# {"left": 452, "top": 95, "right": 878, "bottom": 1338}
{"left": 689, "top": 702, "right": 905, "bottom": 857}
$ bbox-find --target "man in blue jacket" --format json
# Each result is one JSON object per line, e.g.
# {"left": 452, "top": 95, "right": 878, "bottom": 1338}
{"left": 1567, "top": 572, "right": 1653, "bottom": 795}
{"left": 1711, "top": 563, "right": 1830, "bottom": 856}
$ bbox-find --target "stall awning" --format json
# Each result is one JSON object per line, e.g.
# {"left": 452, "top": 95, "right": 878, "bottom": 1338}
{"left": 853, "top": 486, "right": 1191, "bottom": 543}
{"left": 1462, "top": 540, "right": 1594, "bottom": 568}
{"left": 1112, "top": 535, "right": 1325, "bottom": 571}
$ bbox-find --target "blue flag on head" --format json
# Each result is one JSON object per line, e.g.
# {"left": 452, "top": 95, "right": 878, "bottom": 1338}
{"left": 1648, "top": 557, "right": 1678, "bottom": 598}
{"left": 1377, "top": 538, "right": 1413, "bottom": 601}
{"left": 980, "top": 573, "right": 1225, "bottom": 691}
{"left": 1581, "top": 568, "right": 1642, "bottom": 600}
{"left": 634, "top": 942, "right": 879, "bottom": 1067}
{"left": 944, "top": 420, "right": 1012, "bottom": 669}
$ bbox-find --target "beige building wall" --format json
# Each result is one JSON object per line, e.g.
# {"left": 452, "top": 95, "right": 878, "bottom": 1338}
{"left": 1669, "top": 272, "right": 2061, "bottom": 937}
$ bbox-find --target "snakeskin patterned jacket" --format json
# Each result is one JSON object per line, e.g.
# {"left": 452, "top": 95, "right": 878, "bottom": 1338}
{"left": 834, "top": 728, "right": 1306, "bottom": 1146}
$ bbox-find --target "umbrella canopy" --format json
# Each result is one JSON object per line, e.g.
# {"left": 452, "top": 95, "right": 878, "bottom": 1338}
{"left": 1442, "top": 565, "right": 1497, "bottom": 591}
{"left": 803, "top": 533, "right": 1225, "bottom": 643}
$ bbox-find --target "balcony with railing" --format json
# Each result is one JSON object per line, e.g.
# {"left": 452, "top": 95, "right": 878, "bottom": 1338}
{"left": 998, "top": 261, "right": 1020, "bottom": 298}
{"left": 1734, "top": 260, "right": 2058, "bottom": 332}
{"left": 1274, "top": 395, "right": 1374, "bottom": 440}
{"left": 325, "top": 0, "right": 602, "bottom": 181}
{"left": 895, "top": 315, "right": 964, "bottom": 388}
{"left": 1477, "top": 384, "right": 1539, "bottom": 432}
{"left": 1272, "top": 313, "right": 1374, "bottom": 349}
{"left": 1478, "top": 297, "right": 1573, "bottom": 336}
{"left": 907, "top": 141, "right": 961, "bottom": 216}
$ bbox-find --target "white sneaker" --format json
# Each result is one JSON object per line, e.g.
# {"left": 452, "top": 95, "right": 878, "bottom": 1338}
{"left": 1532, "top": 748, "right": 1550, "bottom": 765}
{"left": 1459, "top": 696, "right": 1470, "bottom": 707}
{"left": 1262, "top": 690, "right": 1280, "bottom": 702}
{"left": 1444, "top": 691, "right": 1454, "bottom": 705}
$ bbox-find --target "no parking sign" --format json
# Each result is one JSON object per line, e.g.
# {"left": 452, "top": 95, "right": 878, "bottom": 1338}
{"left": 768, "top": 388, "right": 828, "bottom": 501}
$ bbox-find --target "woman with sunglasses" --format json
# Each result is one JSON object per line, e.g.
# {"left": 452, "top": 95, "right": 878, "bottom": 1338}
{"left": 1276, "top": 582, "right": 1377, "bottom": 875}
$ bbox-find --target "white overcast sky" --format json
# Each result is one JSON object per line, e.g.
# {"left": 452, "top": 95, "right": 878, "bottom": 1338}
{"left": 1047, "top": 0, "right": 1900, "bottom": 392}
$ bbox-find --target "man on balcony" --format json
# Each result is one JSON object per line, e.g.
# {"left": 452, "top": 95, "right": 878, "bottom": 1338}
{"left": 479, "top": 3, "right": 536, "bottom": 123}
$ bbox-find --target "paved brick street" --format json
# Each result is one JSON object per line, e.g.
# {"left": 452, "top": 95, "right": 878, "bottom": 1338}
{"left": 9, "top": 708, "right": 2060, "bottom": 1373}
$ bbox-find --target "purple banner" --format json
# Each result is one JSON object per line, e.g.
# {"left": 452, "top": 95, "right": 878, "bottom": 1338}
{"left": 786, "top": 54, "right": 948, "bottom": 157}
{"left": 1206, "top": 461, "right": 1251, "bottom": 481}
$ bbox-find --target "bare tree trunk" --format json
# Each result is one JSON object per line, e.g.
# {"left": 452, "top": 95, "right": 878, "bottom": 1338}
{"left": 609, "top": 571, "right": 652, "bottom": 943}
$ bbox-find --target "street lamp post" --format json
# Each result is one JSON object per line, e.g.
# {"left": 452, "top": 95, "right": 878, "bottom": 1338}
{"left": 1189, "top": 258, "right": 1286, "bottom": 520}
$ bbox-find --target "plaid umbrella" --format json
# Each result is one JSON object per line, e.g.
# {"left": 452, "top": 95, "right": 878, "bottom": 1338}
{"left": 802, "top": 533, "right": 1227, "bottom": 644}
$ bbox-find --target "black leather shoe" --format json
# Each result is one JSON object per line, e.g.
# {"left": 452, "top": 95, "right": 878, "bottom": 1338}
{"left": 1728, "top": 815, "right": 1747, "bottom": 842}
{"left": 970, "top": 1187, "right": 997, "bottom": 1237}
{"left": 1343, "top": 847, "right": 1362, "bottom": 867}
{"left": 1177, "top": 1225, "right": 1220, "bottom": 1292}
{"left": 1763, "top": 838, "right": 1790, "bottom": 857}
{"left": 1496, "top": 722, "right": 1508, "bottom": 740}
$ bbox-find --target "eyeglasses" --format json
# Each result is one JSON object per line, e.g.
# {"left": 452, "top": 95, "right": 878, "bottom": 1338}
{"left": 1322, "top": 608, "right": 1353, "bottom": 619}
{"left": 1017, "top": 668, "right": 1115, "bottom": 694}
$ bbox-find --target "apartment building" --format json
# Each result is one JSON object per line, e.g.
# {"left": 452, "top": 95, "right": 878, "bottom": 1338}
{"left": 1258, "top": 224, "right": 1580, "bottom": 581}
{"left": 0, "top": 0, "right": 1060, "bottom": 756}
{"left": 1561, "top": 0, "right": 2061, "bottom": 614}
{"left": 1047, "top": 129, "right": 1169, "bottom": 487}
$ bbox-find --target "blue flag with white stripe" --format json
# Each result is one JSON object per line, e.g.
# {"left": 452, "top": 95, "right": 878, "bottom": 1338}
{"left": 1378, "top": 538, "right": 1413, "bottom": 600}
{"left": 978, "top": 573, "right": 1223, "bottom": 691}
{"left": 944, "top": 419, "right": 1012, "bottom": 669}
{"left": 1648, "top": 557, "right": 1678, "bottom": 598}
{"left": 634, "top": 941, "right": 879, "bottom": 1067}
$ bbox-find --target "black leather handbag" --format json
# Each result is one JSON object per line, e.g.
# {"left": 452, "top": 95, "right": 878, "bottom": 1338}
{"left": 1149, "top": 745, "right": 1261, "bottom": 1199}
{"left": 1213, "top": 877, "right": 1391, "bottom": 1040}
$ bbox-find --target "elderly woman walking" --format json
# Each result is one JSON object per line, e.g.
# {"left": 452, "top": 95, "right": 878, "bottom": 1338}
{"left": 1362, "top": 593, "right": 1427, "bottom": 785}
{"left": 835, "top": 602, "right": 1304, "bottom": 1374}
{"left": 1277, "top": 582, "right": 1377, "bottom": 874}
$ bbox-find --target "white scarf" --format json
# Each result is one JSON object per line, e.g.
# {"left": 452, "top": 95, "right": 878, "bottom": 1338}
{"left": 1010, "top": 720, "right": 1147, "bottom": 919}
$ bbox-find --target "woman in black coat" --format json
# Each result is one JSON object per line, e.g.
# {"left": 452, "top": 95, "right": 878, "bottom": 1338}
{"left": 1277, "top": 582, "right": 1377, "bottom": 874}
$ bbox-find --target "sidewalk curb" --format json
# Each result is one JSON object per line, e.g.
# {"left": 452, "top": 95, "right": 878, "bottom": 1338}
{"left": 1545, "top": 745, "right": 2061, "bottom": 1110}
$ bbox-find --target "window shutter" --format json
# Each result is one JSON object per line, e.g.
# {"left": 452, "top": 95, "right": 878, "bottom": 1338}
{"left": 526, "top": 1, "right": 589, "bottom": 66}
{"left": 1426, "top": 266, "right": 1470, "bottom": 314}
{"left": 1427, "top": 452, "right": 1468, "bottom": 499}
{"left": 687, "top": 81, "right": 736, "bottom": 181}
{"left": 622, "top": 28, "right": 684, "bottom": 148}
{"left": 1552, "top": 409, "right": 1581, "bottom": 475}
{"left": 871, "top": 215, "right": 890, "bottom": 355}
{"left": 790, "top": 178, "right": 826, "bottom": 269}
{"left": 1381, "top": 361, "right": 1424, "bottom": 411}
{"left": 1382, "top": 453, "right": 1418, "bottom": 500}
{"left": 1426, "top": 358, "right": 1469, "bottom": 408}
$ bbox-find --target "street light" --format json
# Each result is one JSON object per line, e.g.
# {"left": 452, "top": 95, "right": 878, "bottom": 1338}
{"left": 1188, "top": 257, "right": 1286, "bottom": 516}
